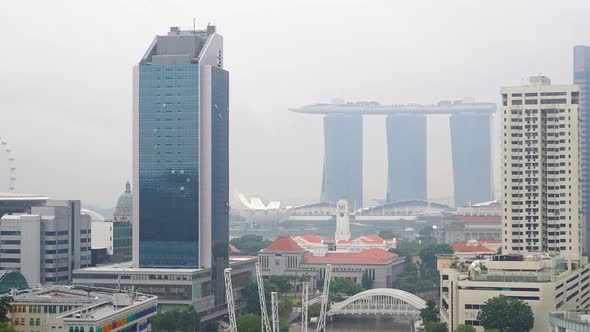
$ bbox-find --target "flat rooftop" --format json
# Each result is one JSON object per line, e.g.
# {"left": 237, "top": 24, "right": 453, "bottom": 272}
{"left": 290, "top": 100, "right": 496, "bottom": 115}
{"left": 0, "top": 193, "right": 50, "bottom": 201}
{"left": 75, "top": 257, "right": 256, "bottom": 274}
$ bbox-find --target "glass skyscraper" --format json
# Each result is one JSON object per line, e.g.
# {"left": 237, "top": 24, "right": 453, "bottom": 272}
{"left": 574, "top": 46, "right": 590, "bottom": 252}
{"left": 132, "top": 25, "right": 229, "bottom": 304}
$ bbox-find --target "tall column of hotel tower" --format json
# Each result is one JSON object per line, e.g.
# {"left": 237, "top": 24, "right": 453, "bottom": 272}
{"left": 449, "top": 113, "right": 493, "bottom": 207}
{"left": 385, "top": 114, "right": 427, "bottom": 202}
{"left": 574, "top": 45, "right": 590, "bottom": 252}
{"left": 320, "top": 114, "right": 363, "bottom": 210}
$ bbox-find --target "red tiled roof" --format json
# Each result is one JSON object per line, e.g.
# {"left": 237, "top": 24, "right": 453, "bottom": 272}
{"left": 229, "top": 244, "right": 240, "bottom": 253}
{"left": 451, "top": 243, "right": 494, "bottom": 253}
{"left": 304, "top": 248, "right": 397, "bottom": 265}
{"left": 299, "top": 234, "right": 325, "bottom": 243}
{"left": 266, "top": 236, "right": 304, "bottom": 252}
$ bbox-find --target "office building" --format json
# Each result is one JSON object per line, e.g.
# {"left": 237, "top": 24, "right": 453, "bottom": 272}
{"left": 290, "top": 100, "right": 495, "bottom": 207}
{"left": 321, "top": 114, "right": 363, "bottom": 209}
{"left": 0, "top": 200, "right": 91, "bottom": 285}
{"left": 133, "top": 25, "right": 229, "bottom": 304}
{"left": 9, "top": 286, "right": 157, "bottom": 332}
{"left": 574, "top": 46, "right": 590, "bottom": 252}
{"left": 501, "top": 76, "right": 582, "bottom": 263}
{"left": 73, "top": 256, "right": 256, "bottom": 319}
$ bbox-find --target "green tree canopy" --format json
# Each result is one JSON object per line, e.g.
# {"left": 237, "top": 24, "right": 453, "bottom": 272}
{"left": 230, "top": 235, "right": 271, "bottom": 255}
{"left": 420, "top": 300, "right": 439, "bottom": 324}
{"left": 0, "top": 297, "right": 12, "bottom": 323}
{"left": 456, "top": 324, "right": 476, "bottom": 332}
{"left": 477, "top": 295, "right": 534, "bottom": 332}
{"left": 330, "top": 278, "right": 364, "bottom": 296}
{"left": 378, "top": 229, "right": 398, "bottom": 240}
{"left": 236, "top": 314, "right": 261, "bottom": 332}
{"left": 419, "top": 244, "right": 454, "bottom": 268}
{"left": 425, "top": 322, "right": 447, "bottom": 332}
{"left": 150, "top": 307, "right": 200, "bottom": 332}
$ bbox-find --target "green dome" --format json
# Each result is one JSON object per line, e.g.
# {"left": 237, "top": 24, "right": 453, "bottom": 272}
{"left": 116, "top": 181, "right": 133, "bottom": 209}
{"left": 117, "top": 192, "right": 132, "bottom": 209}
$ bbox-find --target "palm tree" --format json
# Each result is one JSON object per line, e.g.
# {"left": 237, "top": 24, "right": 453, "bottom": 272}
{"left": 0, "top": 296, "right": 13, "bottom": 323}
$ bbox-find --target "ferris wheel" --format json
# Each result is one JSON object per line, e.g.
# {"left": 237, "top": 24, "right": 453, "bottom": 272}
{"left": 0, "top": 138, "right": 15, "bottom": 192}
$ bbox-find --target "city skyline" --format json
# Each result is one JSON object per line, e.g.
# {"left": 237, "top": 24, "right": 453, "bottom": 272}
{"left": 2, "top": 1, "right": 590, "bottom": 209}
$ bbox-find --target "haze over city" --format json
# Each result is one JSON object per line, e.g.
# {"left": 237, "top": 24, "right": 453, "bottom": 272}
{"left": 2, "top": 0, "right": 590, "bottom": 209}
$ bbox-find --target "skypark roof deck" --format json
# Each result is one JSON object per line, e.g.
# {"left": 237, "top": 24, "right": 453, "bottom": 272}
{"left": 289, "top": 100, "right": 496, "bottom": 115}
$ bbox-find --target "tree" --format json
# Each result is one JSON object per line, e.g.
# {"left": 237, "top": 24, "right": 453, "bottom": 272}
{"left": 425, "top": 322, "right": 447, "bottom": 332}
{"left": 456, "top": 324, "right": 476, "bottom": 332}
{"left": 150, "top": 307, "right": 200, "bottom": 332}
{"left": 419, "top": 244, "right": 454, "bottom": 269}
{"left": 230, "top": 235, "right": 271, "bottom": 255}
{"left": 477, "top": 295, "right": 534, "bottom": 332}
{"left": 0, "top": 297, "right": 12, "bottom": 323}
{"left": 330, "top": 278, "right": 364, "bottom": 296}
{"left": 308, "top": 303, "right": 321, "bottom": 317}
{"left": 420, "top": 300, "right": 439, "bottom": 324}
{"left": 0, "top": 322, "right": 16, "bottom": 332}
{"left": 236, "top": 314, "right": 261, "bottom": 332}
{"left": 269, "top": 276, "right": 292, "bottom": 293}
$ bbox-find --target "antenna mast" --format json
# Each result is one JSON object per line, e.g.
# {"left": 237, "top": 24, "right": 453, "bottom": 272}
{"left": 224, "top": 268, "right": 237, "bottom": 332}
{"left": 301, "top": 281, "right": 309, "bottom": 332}
{"left": 316, "top": 264, "right": 332, "bottom": 332}
{"left": 270, "top": 291, "right": 279, "bottom": 332}
{"left": 255, "top": 262, "right": 272, "bottom": 332}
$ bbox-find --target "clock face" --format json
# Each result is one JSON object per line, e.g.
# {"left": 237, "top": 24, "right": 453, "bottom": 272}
{"left": 340, "top": 213, "right": 345, "bottom": 217}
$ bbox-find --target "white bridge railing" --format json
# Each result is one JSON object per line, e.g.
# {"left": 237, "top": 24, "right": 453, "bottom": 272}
{"left": 328, "top": 288, "right": 427, "bottom": 316}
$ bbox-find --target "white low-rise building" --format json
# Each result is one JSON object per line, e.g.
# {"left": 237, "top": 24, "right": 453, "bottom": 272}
{"left": 9, "top": 286, "right": 157, "bottom": 332}
{"left": 437, "top": 254, "right": 590, "bottom": 332}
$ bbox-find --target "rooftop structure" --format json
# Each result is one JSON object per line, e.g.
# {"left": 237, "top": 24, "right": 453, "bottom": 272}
{"left": 0, "top": 193, "right": 50, "bottom": 218}
{"left": 434, "top": 200, "right": 501, "bottom": 244}
{"left": 9, "top": 286, "right": 157, "bottom": 332}
{"left": 289, "top": 100, "right": 496, "bottom": 115}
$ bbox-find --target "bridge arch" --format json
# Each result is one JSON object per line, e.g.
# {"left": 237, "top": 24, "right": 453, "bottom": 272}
{"left": 328, "top": 288, "right": 427, "bottom": 316}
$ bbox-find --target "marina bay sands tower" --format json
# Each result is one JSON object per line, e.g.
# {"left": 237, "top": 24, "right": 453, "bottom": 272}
{"left": 291, "top": 100, "right": 496, "bottom": 208}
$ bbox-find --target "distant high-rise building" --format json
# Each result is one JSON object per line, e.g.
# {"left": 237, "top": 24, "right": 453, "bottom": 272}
{"left": 321, "top": 114, "right": 363, "bottom": 209}
{"left": 449, "top": 112, "right": 493, "bottom": 207}
{"left": 501, "top": 76, "right": 582, "bottom": 262}
{"left": 133, "top": 25, "right": 229, "bottom": 304}
{"left": 386, "top": 114, "right": 427, "bottom": 202}
{"left": 574, "top": 46, "right": 590, "bottom": 252}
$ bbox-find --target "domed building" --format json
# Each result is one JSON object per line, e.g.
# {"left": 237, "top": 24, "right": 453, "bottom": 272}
{"left": 114, "top": 181, "right": 132, "bottom": 222}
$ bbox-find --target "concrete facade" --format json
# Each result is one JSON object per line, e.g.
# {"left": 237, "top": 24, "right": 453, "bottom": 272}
{"left": 501, "top": 77, "right": 582, "bottom": 263}
{"left": 0, "top": 200, "right": 91, "bottom": 285}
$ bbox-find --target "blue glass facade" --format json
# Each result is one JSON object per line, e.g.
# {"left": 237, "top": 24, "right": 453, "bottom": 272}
{"left": 449, "top": 113, "right": 493, "bottom": 207}
{"left": 386, "top": 114, "right": 427, "bottom": 202}
{"left": 138, "top": 64, "right": 200, "bottom": 268}
{"left": 321, "top": 115, "right": 363, "bottom": 209}
{"left": 574, "top": 46, "right": 590, "bottom": 252}
{"left": 210, "top": 66, "right": 229, "bottom": 304}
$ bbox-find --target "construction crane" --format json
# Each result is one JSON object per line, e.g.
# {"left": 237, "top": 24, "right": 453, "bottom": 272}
{"left": 301, "top": 281, "right": 309, "bottom": 332}
{"left": 270, "top": 291, "right": 279, "bottom": 332}
{"left": 224, "top": 268, "right": 237, "bottom": 332}
{"left": 255, "top": 262, "right": 272, "bottom": 332}
{"left": 316, "top": 264, "right": 332, "bottom": 332}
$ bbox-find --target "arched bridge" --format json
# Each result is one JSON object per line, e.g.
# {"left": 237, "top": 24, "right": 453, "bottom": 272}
{"left": 328, "top": 288, "right": 427, "bottom": 317}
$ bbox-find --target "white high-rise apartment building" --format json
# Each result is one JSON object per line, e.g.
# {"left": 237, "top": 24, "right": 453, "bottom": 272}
{"left": 501, "top": 76, "right": 582, "bottom": 265}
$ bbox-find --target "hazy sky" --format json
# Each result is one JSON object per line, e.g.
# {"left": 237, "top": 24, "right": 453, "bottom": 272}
{"left": 1, "top": 0, "right": 590, "bottom": 210}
